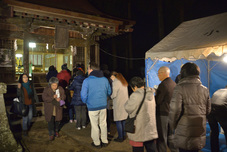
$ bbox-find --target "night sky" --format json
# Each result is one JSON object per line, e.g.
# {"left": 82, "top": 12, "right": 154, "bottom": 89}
{"left": 89, "top": 0, "right": 227, "bottom": 80}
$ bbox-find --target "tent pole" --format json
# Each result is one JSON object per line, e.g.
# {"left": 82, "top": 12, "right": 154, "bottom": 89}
{"left": 146, "top": 59, "right": 158, "bottom": 87}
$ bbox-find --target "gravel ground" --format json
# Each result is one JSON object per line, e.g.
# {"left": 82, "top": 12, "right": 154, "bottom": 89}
{"left": 12, "top": 120, "right": 94, "bottom": 152}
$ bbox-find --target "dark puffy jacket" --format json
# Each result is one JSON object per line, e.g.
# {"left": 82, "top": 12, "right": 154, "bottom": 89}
{"left": 68, "top": 75, "right": 85, "bottom": 106}
{"left": 46, "top": 70, "right": 58, "bottom": 82}
{"left": 169, "top": 76, "right": 211, "bottom": 150}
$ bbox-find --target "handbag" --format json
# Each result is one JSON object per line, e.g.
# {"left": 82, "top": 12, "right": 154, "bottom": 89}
{"left": 10, "top": 98, "right": 29, "bottom": 117}
{"left": 60, "top": 100, "right": 65, "bottom": 106}
{"left": 125, "top": 88, "right": 146, "bottom": 133}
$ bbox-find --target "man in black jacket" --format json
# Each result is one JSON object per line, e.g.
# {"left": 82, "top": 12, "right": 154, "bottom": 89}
{"left": 155, "top": 66, "right": 178, "bottom": 152}
{"left": 208, "top": 86, "right": 227, "bottom": 152}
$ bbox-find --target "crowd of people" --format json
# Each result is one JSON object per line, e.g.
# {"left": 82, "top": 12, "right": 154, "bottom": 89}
{"left": 16, "top": 62, "right": 227, "bottom": 152}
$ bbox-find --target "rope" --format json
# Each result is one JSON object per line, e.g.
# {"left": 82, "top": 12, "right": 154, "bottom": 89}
{"left": 100, "top": 48, "right": 145, "bottom": 60}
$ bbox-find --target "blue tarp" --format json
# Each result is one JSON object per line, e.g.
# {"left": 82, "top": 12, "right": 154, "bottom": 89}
{"left": 203, "top": 122, "right": 227, "bottom": 152}
{"left": 145, "top": 58, "right": 227, "bottom": 96}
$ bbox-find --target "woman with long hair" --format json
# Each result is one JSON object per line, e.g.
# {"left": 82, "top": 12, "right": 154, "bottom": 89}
{"left": 17, "top": 73, "right": 39, "bottom": 136}
{"left": 110, "top": 71, "right": 129, "bottom": 142}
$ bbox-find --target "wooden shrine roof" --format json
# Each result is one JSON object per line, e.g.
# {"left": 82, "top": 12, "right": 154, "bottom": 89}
{"left": 3, "top": 0, "right": 135, "bottom": 34}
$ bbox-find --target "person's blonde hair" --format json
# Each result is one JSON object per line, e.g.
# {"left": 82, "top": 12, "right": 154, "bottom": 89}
{"left": 111, "top": 71, "right": 128, "bottom": 87}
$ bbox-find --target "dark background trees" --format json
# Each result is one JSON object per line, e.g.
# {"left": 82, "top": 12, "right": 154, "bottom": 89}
{"left": 90, "top": 0, "right": 227, "bottom": 80}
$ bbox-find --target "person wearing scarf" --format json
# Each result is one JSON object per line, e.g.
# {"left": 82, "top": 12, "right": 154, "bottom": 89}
{"left": 17, "top": 73, "right": 39, "bottom": 136}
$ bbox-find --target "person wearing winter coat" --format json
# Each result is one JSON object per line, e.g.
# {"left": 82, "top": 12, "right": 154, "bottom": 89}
{"left": 155, "top": 66, "right": 177, "bottom": 152}
{"left": 42, "top": 77, "right": 66, "bottom": 141}
{"left": 169, "top": 62, "right": 211, "bottom": 152}
{"left": 125, "top": 77, "right": 158, "bottom": 152}
{"left": 110, "top": 71, "right": 128, "bottom": 142}
{"left": 57, "top": 64, "right": 71, "bottom": 89}
{"left": 17, "top": 73, "right": 39, "bottom": 136}
{"left": 81, "top": 62, "right": 112, "bottom": 148}
{"left": 46, "top": 65, "right": 58, "bottom": 82}
{"left": 68, "top": 70, "right": 86, "bottom": 130}
{"left": 208, "top": 86, "right": 227, "bottom": 152}
{"left": 57, "top": 64, "right": 72, "bottom": 122}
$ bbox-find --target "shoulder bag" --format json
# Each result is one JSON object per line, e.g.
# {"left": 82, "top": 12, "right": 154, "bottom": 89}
{"left": 10, "top": 97, "right": 29, "bottom": 117}
{"left": 124, "top": 88, "right": 146, "bottom": 133}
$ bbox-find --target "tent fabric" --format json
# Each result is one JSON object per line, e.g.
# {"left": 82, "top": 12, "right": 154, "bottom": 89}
{"left": 209, "top": 61, "right": 227, "bottom": 96}
{"left": 145, "top": 58, "right": 208, "bottom": 90}
{"left": 145, "top": 58, "right": 227, "bottom": 97}
{"left": 146, "top": 12, "right": 227, "bottom": 60}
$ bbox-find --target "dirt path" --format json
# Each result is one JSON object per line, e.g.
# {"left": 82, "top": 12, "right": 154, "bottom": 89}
{"left": 15, "top": 121, "right": 94, "bottom": 152}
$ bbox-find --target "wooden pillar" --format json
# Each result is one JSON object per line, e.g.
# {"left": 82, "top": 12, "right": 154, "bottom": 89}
{"left": 42, "top": 53, "right": 45, "bottom": 72}
{"left": 95, "top": 43, "right": 100, "bottom": 66}
{"left": 23, "top": 32, "right": 29, "bottom": 75}
{"left": 87, "top": 43, "right": 90, "bottom": 68}
{"left": 84, "top": 46, "right": 87, "bottom": 72}
{"left": 84, "top": 41, "right": 90, "bottom": 73}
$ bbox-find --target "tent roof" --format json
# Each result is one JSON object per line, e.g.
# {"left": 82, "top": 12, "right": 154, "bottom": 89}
{"left": 146, "top": 12, "right": 227, "bottom": 61}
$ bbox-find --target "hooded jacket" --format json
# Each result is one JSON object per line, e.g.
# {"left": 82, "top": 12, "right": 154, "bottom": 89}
{"left": 81, "top": 70, "right": 112, "bottom": 111}
{"left": 169, "top": 76, "right": 211, "bottom": 150}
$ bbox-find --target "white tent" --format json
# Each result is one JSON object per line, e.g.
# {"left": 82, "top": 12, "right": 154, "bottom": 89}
{"left": 146, "top": 12, "right": 227, "bottom": 61}
{"left": 145, "top": 13, "right": 227, "bottom": 152}
{"left": 145, "top": 12, "right": 227, "bottom": 96}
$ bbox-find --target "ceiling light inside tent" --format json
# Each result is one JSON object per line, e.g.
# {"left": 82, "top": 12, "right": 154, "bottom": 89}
{"left": 223, "top": 55, "right": 227, "bottom": 63}
{"left": 46, "top": 43, "right": 49, "bottom": 50}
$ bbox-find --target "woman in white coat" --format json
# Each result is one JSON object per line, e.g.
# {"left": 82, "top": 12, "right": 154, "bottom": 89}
{"left": 125, "top": 77, "right": 158, "bottom": 152}
{"left": 110, "top": 71, "right": 129, "bottom": 142}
